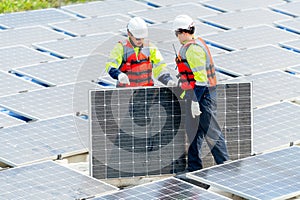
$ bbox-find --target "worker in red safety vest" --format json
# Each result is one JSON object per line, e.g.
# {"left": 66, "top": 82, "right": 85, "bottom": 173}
{"left": 106, "top": 17, "right": 176, "bottom": 87}
{"left": 173, "top": 15, "right": 229, "bottom": 172}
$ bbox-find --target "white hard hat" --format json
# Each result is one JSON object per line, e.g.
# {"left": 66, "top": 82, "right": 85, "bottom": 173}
{"left": 127, "top": 17, "right": 148, "bottom": 38}
{"left": 173, "top": 15, "right": 195, "bottom": 31}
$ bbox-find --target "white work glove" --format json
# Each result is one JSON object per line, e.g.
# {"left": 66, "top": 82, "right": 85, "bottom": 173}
{"left": 118, "top": 73, "right": 130, "bottom": 85}
{"left": 167, "top": 80, "right": 177, "bottom": 87}
{"left": 191, "top": 101, "right": 201, "bottom": 118}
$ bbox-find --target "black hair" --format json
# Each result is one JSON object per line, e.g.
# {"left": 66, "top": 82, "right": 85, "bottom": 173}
{"left": 177, "top": 26, "right": 195, "bottom": 34}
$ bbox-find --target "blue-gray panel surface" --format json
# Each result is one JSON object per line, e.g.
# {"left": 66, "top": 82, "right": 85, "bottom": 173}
{"left": 203, "top": 25, "right": 299, "bottom": 51}
{"left": 280, "top": 39, "right": 300, "bottom": 53}
{"left": 0, "top": 45, "right": 57, "bottom": 71}
{"left": 93, "top": 177, "right": 230, "bottom": 200}
{"left": 270, "top": 1, "right": 300, "bottom": 17}
{"left": 0, "top": 161, "right": 118, "bottom": 199}
{"left": 0, "top": 81, "right": 102, "bottom": 120}
{"left": 254, "top": 102, "right": 300, "bottom": 154}
{"left": 0, "top": 26, "right": 69, "bottom": 48}
{"left": 33, "top": 33, "right": 126, "bottom": 58}
{"left": 130, "top": 2, "right": 220, "bottom": 24}
{"left": 50, "top": 14, "right": 130, "bottom": 36}
{"left": 203, "top": 0, "right": 283, "bottom": 12}
{"left": 200, "top": 8, "right": 291, "bottom": 30}
{"left": 13, "top": 54, "right": 108, "bottom": 86}
{"left": 0, "top": 113, "right": 24, "bottom": 129}
{"left": 0, "top": 115, "right": 89, "bottom": 166}
{"left": 187, "top": 146, "right": 300, "bottom": 200}
{"left": 226, "top": 70, "right": 300, "bottom": 108}
{"left": 275, "top": 17, "right": 300, "bottom": 35}
{"left": 62, "top": 0, "right": 151, "bottom": 18}
{"left": 0, "top": 8, "right": 78, "bottom": 28}
{"left": 0, "top": 71, "right": 42, "bottom": 97}
{"left": 214, "top": 45, "right": 300, "bottom": 76}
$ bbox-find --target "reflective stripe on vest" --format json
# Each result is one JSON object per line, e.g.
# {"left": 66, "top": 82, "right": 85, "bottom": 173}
{"left": 176, "top": 37, "right": 217, "bottom": 90}
{"left": 118, "top": 40, "right": 153, "bottom": 87}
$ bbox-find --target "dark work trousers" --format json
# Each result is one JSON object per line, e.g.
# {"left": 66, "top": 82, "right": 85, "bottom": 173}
{"left": 185, "top": 86, "right": 229, "bottom": 172}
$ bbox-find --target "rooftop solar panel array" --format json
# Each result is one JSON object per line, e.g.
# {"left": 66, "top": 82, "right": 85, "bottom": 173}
{"left": 187, "top": 146, "right": 300, "bottom": 200}
{"left": 1, "top": 0, "right": 300, "bottom": 199}
{"left": 0, "top": 161, "right": 118, "bottom": 199}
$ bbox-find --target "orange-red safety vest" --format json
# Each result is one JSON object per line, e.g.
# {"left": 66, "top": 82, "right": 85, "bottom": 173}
{"left": 176, "top": 37, "right": 217, "bottom": 90}
{"left": 118, "top": 40, "right": 153, "bottom": 87}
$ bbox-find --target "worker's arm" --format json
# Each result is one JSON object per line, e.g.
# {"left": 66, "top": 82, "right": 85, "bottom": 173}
{"left": 105, "top": 42, "right": 124, "bottom": 80}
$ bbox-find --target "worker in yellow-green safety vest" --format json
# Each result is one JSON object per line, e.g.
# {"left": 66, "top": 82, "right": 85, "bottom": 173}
{"left": 106, "top": 16, "right": 176, "bottom": 87}
{"left": 173, "top": 15, "right": 229, "bottom": 173}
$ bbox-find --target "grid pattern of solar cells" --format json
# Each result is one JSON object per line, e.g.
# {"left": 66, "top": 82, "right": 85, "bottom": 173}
{"left": 93, "top": 177, "right": 230, "bottom": 200}
{"left": 203, "top": 25, "right": 299, "bottom": 51}
{"left": 0, "top": 71, "right": 42, "bottom": 97}
{"left": 13, "top": 54, "right": 108, "bottom": 86}
{"left": 270, "top": 1, "right": 300, "bottom": 17}
{"left": 187, "top": 146, "right": 300, "bottom": 200}
{"left": 50, "top": 14, "right": 130, "bottom": 37}
{"left": 90, "top": 83, "right": 252, "bottom": 178}
{"left": 200, "top": 8, "right": 291, "bottom": 30}
{"left": 226, "top": 70, "right": 300, "bottom": 108}
{"left": 0, "top": 113, "right": 24, "bottom": 129}
{"left": 0, "top": 45, "right": 57, "bottom": 71}
{"left": 0, "top": 115, "right": 89, "bottom": 166}
{"left": 62, "top": 0, "right": 151, "bottom": 18}
{"left": 130, "top": 2, "right": 220, "bottom": 24}
{"left": 253, "top": 102, "right": 300, "bottom": 153}
{"left": 0, "top": 81, "right": 102, "bottom": 120}
{"left": 214, "top": 45, "right": 300, "bottom": 76}
{"left": 0, "top": 8, "right": 78, "bottom": 28}
{"left": 0, "top": 161, "right": 118, "bottom": 200}
{"left": 0, "top": 26, "right": 69, "bottom": 48}
{"left": 33, "top": 33, "right": 126, "bottom": 58}
{"left": 203, "top": 0, "right": 283, "bottom": 12}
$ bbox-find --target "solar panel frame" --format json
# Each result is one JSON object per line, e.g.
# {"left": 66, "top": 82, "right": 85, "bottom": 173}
{"left": 280, "top": 39, "right": 300, "bottom": 53}
{"left": 187, "top": 146, "right": 300, "bottom": 200}
{"left": 253, "top": 101, "right": 300, "bottom": 153}
{"left": 92, "top": 177, "right": 231, "bottom": 200}
{"left": 203, "top": 25, "right": 299, "bottom": 51}
{"left": 226, "top": 70, "right": 300, "bottom": 108}
{"left": 61, "top": 0, "right": 152, "bottom": 18}
{"left": 0, "top": 81, "right": 102, "bottom": 120}
{"left": 129, "top": 2, "right": 220, "bottom": 24}
{"left": 32, "top": 33, "right": 126, "bottom": 58}
{"left": 202, "top": 0, "right": 283, "bottom": 12}
{"left": 269, "top": 1, "right": 300, "bottom": 17}
{"left": 0, "top": 112, "right": 24, "bottom": 129}
{"left": 0, "top": 161, "right": 118, "bottom": 199}
{"left": 49, "top": 14, "right": 130, "bottom": 37}
{"left": 0, "top": 71, "right": 43, "bottom": 97}
{"left": 274, "top": 18, "right": 300, "bottom": 35}
{"left": 0, "top": 25, "right": 69, "bottom": 48}
{"left": 213, "top": 45, "right": 300, "bottom": 76}
{"left": 0, "top": 45, "right": 58, "bottom": 71}
{"left": 199, "top": 8, "right": 292, "bottom": 30}
{"left": 12, "top": 54, "right": 108, "bottom": 86}
{"left": 0, "top": 115, "right": 89, "bottom": 167}
{"left": 0, "top": 8, "right": 78, "bottom": 28}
